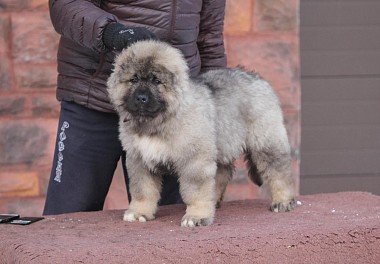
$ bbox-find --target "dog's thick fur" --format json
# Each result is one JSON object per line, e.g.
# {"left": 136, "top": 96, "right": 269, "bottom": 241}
{"left": 107, "top": 40, "right": 295, "bottom": 227}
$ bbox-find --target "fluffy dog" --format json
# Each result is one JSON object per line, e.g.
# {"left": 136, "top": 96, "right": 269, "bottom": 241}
{"left": 107, "top": 40, "right": 295, "bottom": 227}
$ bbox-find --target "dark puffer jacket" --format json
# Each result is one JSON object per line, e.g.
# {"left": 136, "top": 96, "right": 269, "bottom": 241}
{"left": 49, "top": 0, "right": 227, "bottom": 113}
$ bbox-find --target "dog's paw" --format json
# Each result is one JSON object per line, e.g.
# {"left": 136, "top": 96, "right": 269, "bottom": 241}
{"left": 181, "top": 214, "right": 213, "bottom": 227}
{"left": 270, "top": 199, "right": 296, "bottom": 212}
{"left": 123, "top": 209, "right": 154, "bottom": 222}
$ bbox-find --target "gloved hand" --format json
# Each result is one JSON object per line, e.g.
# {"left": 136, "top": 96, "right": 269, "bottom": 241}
{"left": 103, "top": 22, "right": 157, "bottom": 51}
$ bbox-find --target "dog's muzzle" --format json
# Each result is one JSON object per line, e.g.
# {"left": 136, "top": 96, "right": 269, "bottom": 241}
{"left": 135, "top": 93, "right": 149, "bottom": 104}
{"left": 124, "top": 89, "right": 165, "bottom": 118}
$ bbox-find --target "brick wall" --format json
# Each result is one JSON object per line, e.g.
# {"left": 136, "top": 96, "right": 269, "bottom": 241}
{"left": 0, "top": 0, "right": 300, "bottom": 215}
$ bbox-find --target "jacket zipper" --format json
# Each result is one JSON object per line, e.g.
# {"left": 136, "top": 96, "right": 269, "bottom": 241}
{"left": 168, "top": 0, "right": 178, "bottom": 42}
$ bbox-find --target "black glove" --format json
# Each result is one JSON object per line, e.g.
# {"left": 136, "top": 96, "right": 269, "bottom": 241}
{"left": 103, "top": 22, "right": 157, "bottom": 51}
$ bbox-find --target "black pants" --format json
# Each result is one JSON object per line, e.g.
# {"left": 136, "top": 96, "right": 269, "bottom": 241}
{"left": 43, "top": 101, "right": 182, "bottom": 215}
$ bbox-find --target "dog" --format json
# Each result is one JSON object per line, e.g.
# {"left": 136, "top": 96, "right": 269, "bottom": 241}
{"left": 107, "top": 40, "right": 295, "bottom": 227}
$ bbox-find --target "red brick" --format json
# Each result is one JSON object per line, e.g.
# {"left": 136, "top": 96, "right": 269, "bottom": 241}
{"left": 0, "top": 14, "right": 10, "bottom": 53}
{"left": 0, "top": 0, "right": 28, "bottom": 11}
{"left": 224, "top": 182, "right": 259, "bottom": 201}
{"left": 284, "top": 110, "right": 300, "bottom": 194}
{"left": 0, "top": 196, "right": 45, "bottom": 215}
{"left": 104, "top": 161, "right": 129, "bottom": 210}
{"left": 0, "top": 171, "right": 39, "bottom": 197}
{"left": 0, "top": 121, "right": 48, "bottom": 165}
{"left": 224, "top": 0, "right": 253, "bottom": 36}
{"left": 229, "top": 156, "right": 248, "bottom": 184}
{"left": 0, "top": 0, "right": 48, "bottom": 11}
{"left": 15, "top": 64, "right": 57, "bottom": 89}
{"left": 254, "top": 0, "right": 298, "bottom": 32}
{"left": 37, "top": 167, "right": 51, "bottom": 196}
{"left": 226, "top": 36, "right": 300, "bottom": 109}
{"left": 234, "top": 166, "right": 248, "bottom": 183}
{"left": 291, "top": 157, "right": 299, "bottom": 194}
{"left": 33, "top": 118, "right": 60, "bottom": 167}
{"left": 283, "top": 109, "right": 300, "bottom": 156}
{"left": 29, "top": 0, "right": 49, "bottom": 10}
{"left": 12, "top": 12, "right": 59, "bottom": 63}
{"left": 0, "top": 53, "right": 12, "bottom": 90}
{"left": 0, "top": 14, "right": 12, "bottom": 90}
{"left": 0, "top": 95, "right": 25, "bottom": 116}
{"left": 23, "top": 121, "right": 58, "bottom": 194}
{"left": 3, "top": 119, "right": 59, "bottom": 169}
{"left": 31, "top": 93, "right": 60, "bottom": 117}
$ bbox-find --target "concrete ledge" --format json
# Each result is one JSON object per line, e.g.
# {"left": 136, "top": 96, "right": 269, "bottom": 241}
{"left": 0, "top": 192, "right": 379, "bottom": 263}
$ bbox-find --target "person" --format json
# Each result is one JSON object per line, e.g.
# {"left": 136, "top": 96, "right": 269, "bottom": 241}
{"left": 43, "top": 0, "right": 227, "bottom": 215}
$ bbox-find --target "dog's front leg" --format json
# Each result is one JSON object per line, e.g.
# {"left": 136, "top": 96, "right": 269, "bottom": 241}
{"left": 178, "top": 159, "right": 216, "bottom": 227}
{"left": 123, "top": 156, "right": 162, "bottom": 222}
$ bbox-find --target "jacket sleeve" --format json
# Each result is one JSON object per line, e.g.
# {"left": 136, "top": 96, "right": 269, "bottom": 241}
{"left": 49, "top": 0, "right": 119, "bottom": 52}
{"left": 197, "top": 0, "right": 227, "bottom": 72}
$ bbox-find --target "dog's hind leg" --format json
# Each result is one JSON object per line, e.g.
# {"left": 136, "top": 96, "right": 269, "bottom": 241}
{"left": 246, "top": 118, "right": 296, "bottom": 212}
{"left": 215, "top": 163, "right": 234, "bottom": 208}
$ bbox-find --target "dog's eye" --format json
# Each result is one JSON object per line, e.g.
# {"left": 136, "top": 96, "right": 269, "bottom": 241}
{"left": 152, "top": 75, "right": 162, "bottom": 85}
{"left": 130, "top": 75, "right": 139, "bottom": 84}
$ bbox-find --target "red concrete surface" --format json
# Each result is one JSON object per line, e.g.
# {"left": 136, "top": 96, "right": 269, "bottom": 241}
{"left": 0, "top": 192, "right": 379, "bottom": 263}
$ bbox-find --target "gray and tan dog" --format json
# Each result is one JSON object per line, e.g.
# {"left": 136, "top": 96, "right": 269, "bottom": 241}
{"left": 107, "top": 40, "right": 295, "bottom": 227}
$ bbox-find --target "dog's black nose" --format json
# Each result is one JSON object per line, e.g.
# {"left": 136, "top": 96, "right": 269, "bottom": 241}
{"left": 135, "top": 93, "right": 149, "bottom": 104}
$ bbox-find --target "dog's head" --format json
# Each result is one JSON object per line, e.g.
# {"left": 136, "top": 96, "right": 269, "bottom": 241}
{"left": 107, "top": 40, "right": 189, "bottom": 123}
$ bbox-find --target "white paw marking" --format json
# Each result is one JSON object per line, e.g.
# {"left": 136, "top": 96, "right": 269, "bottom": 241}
{"left": 123, "top": 211, "right": 148, "bottom": 223}
{"left": 123, "top": 212, "right": 137, "bottom": 222}
{"left": 181, "top": 218, "right": 196, "bottom": 227}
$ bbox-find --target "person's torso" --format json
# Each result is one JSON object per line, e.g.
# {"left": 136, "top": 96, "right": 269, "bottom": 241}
{"left": 57, "top": 0, "right": 203, "bottom": 112}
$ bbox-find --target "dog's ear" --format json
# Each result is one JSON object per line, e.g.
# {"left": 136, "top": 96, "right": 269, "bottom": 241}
{"left": 106, "top": 70, "right": 118, "bottom": 95}
{"left": 107, "top": 57, "right": 126, "bottom": 97}
{"left": 157, "top": 46, "right": 189, "bottom": 88}
{"left": 113, "top": 48, "right": 136, "bottom": 73}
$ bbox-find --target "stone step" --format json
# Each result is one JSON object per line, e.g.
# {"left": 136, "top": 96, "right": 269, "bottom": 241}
{"left": 0, "top": 192, "right": 379, "bottom": 263}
